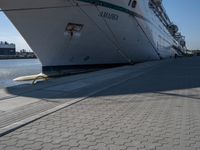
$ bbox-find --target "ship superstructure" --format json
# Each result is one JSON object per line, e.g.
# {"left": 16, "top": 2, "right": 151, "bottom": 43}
{"left": 149, "top": 0, "right": 186, "bottom": 54}
{"left": 0, "top": 0, "right": 187, "bottom": 76}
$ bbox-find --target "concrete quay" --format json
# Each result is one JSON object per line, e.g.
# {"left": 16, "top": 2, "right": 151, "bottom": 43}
{"left": 0, "top": 57, "right": 200, "bottom": 150}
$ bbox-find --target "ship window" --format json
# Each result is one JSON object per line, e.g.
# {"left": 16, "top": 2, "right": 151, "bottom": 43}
{"left": 132, "top": 0, "right": 137, "bottom": 8}
{"left": 128, "top": 0, "right": 132, "bottom": 6}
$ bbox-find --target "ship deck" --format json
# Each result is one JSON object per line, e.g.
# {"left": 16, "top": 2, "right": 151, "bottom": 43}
{"left": 0, "top": 57, "right": 200, "bottom": 150}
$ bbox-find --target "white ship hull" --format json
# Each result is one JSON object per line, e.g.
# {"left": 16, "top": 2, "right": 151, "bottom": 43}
{"left": 0, "top": 0, "right": 182, "bottom": 75}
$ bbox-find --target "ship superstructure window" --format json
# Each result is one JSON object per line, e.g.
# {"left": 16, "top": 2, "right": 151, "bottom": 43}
{"left": 132, "top": 0, "right": 137, "bottom": 8}
{"left": 128, "top": 0, "right": 137, "bottom": 8}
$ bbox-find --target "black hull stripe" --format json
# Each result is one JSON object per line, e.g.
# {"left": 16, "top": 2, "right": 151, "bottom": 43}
{"left": 43, "top": 63, "right": 129, "bottom": 72}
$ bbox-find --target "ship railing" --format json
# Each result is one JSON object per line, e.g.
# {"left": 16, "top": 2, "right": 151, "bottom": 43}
{"left": 149, "top": 0, "right": 171, "bottom": 26}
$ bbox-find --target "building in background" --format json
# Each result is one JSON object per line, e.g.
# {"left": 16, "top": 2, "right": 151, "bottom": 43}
{"left": 191, "top": 50, "right": 200, "bottom": 56}
{"left": 16, "top": 49, "right": 37, "bottom": 58}
{"left": 0, "top": 42, "right": 37, "bottom": 59}
{"left": 0, "top": 41, "right": 16, "bottom": 56}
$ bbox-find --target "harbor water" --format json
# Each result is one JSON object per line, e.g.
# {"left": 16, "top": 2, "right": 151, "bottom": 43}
{"left": 0, "top": 59, "right": 41, "bottom": 88}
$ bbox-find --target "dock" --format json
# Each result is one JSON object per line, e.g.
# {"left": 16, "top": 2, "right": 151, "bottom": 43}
{"left": 0, "top": 57, "right": 200, "bottom": 150}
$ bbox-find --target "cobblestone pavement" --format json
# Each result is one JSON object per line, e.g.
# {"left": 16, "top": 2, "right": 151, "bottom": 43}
{"left": 1, "top": 57, "right": 200, "bottom": 150}
{"left": 0, "top": 61, "right": 157, "bottom": 129}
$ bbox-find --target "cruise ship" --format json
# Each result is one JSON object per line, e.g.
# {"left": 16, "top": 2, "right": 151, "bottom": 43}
{"left": 0, "top": 0, "right": 187, "bottom": 76}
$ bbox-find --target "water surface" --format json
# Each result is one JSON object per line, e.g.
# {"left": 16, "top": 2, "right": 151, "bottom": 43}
{"left": 0, "top": 59, "right": 41, "bottom": 88}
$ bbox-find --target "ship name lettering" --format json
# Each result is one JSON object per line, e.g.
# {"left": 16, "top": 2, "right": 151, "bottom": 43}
{"left": 98, "top": 11, "right": 119, "bottom": 21}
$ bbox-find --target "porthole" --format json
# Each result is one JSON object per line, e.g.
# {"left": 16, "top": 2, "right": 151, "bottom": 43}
{"left": 132, "top": 0, "right": 137, "bottom": 8}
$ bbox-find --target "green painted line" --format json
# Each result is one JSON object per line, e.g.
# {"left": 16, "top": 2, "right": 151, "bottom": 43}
{"left": 77, "top": 1, "right": 177, "bottom": 59}
{"left": 77, "top": 0, "right": 171, "bottom": 42}
{"left": 78, "top": 0, "right": 149, "bottom": 22}
{"left": 77, "top": 0, "right": 172, "bottom": 59}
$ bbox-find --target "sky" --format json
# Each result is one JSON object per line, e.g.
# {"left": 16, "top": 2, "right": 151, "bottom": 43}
{"left": 0, "top": 0, "right": 200, "bottom": 51}
{"left": 163, "top": 0, "right": 200, "bottom": 50}
{"left": 0, "top": 12, "right": 31, "bottom": 51}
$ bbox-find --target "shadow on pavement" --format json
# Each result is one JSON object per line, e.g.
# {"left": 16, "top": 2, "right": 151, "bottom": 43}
{"left": 5, "top": 57, "right": 200, "bottom": 101}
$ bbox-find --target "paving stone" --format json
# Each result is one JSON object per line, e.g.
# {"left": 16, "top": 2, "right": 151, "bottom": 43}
{"left": 0, "top": 58, "right": 200, "bottom": 150}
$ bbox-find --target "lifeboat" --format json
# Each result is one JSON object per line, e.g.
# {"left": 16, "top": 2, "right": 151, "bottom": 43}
{"left": 152, "top": 0, "right": 162, "bottom": 5}
{"left": 168, "top": 24, "right": 179, "bottom": 35}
